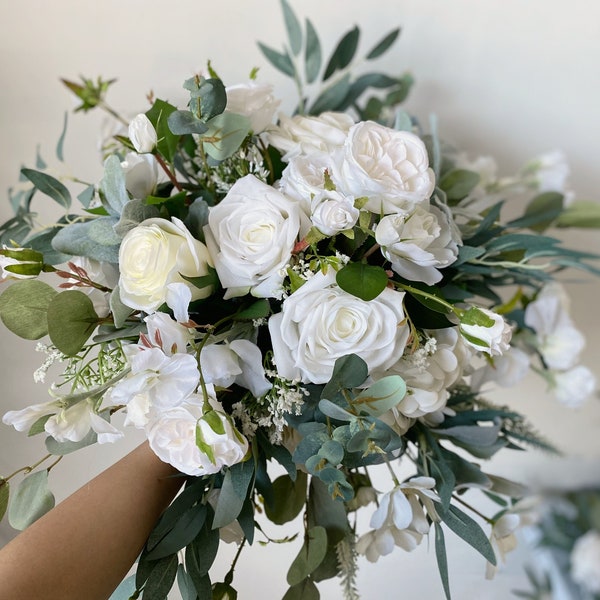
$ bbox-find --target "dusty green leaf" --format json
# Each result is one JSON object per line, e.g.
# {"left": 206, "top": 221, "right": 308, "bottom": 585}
{"left": 264, "top": 471, "right": 307, "bottom": 525}
{"left": 8, "top": 470, "right": 55, "bottom": 530}
{"left": 21, "top": 168, "right": 72, "bottom": 209}
{"left": 0, "top": 480, "right": 9, "bottom": 522}
{"left": 287, "top": 526, "right": 328, "bottom": 586}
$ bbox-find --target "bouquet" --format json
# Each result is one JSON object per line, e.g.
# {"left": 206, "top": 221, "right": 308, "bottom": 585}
{"left": 1, "top": 2, "right": 598, "bottom": 598}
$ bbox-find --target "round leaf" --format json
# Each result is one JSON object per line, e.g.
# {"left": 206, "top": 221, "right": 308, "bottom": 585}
{"left": 47, "top": 290, "right": 99, "bottom": 356}
{"left": 0, "top": 279, "right": 57, "bottom": 339}
{"left": 8, "top": 470, "right": 55, "bottom": 530}
{"left": 354, "top": 375, "right": 407, "bottom": 417}
{"left": 336, "top": 262, "right": 389, "bottom": 301}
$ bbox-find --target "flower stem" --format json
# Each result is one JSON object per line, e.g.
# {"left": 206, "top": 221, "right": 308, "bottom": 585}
{"left": 154, "top": 153, "right": 183, "bottom": 192}
{"left": 224, "top": 537, "right": 247, "bottom": 585}
{"left": 2, "top": 453, "right": 54, "bottom": 482}
{"left": 452, "top": 493, "right": 493, "bottom": 524}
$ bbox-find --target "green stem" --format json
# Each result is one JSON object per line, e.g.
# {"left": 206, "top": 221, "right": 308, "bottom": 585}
{"left": 154, "top": 153, "right": 183, "bottom": 192}
{"left": 394, "top": 282, "right": 460, "bottom": 316}
{"left": 99, "top": 101, "right": 129, "bottom": 127}
{"left": 224, "top": 537, "right": 247, "bottom": 585}
{"left": 2, "top": 453, "right": 54, "bottom": 482}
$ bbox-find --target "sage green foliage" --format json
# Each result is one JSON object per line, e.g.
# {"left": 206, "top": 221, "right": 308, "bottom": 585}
{"left": 8, "top": 470, "right": 55, "bottom": 530}
{"left": 0, "top": 480, "right": 9, "bottom": 522}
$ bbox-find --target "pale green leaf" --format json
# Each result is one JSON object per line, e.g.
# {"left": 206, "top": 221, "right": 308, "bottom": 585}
{"left": 167, "top": 109, "right": 210, "bottom": 135}
{"left": 0, "top": 480, "right": 9, "bottom": 522}
{"left": 434, "top": 523, "right": 452, "bottom": 600}
{"left": 281, "top": 0, "right": 302, "bottom": 56}
{"left": 45, "top": 429, "right": 98, "bottom": 455}
{"left": 257, "top": 42, "right": 295, "bottom": 77}
{"left": 56, "top": 111, "right": 68, "bottom": 162}
{"left": 21, "top": 168, "right": 72, "bottom": 209}
{"left": 310, "top": 73, "right": 351, "bottom": 114}
{"left": 304, "top": 19, "right": 321, "bottom": 83}
{"left": 353, "top": 375, "right": 407, "bottom": 417}
{"left": 203, "top": 112, "right": 251, "bottom": 161}
{"left": 8, "top": 470, "right": 55, "bottom": 530}
{"left": 108, "top": 575, "right": 136, "bottom": 600}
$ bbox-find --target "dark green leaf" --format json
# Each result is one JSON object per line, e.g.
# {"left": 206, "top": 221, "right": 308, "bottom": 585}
{"left": 185, "top": 508, "right": 220, "bottom": 578}
{"left": 21, "top": 168, "right": 72, "bottom": 209}
{"left": 176, "top": 565, "right": 197, "bottom": 600}
{"left": 318, "top": 399, "right": 355, "bottom": 421}
{"left": 556, "top": 200, "right": 600, "bottom": 228}
{"left": 281, "top": 0, "right": 302, "bottom": 56}
{"left": 146, "top": 99, "right": 180, "bottom": 163}
{"left": 366, "top": 28, "right": 401, "bottom": 59}
{"left": 434, "top": 523, "right": 452, "bottom": 600}
{"left": 264, "top": 471, "right": 307, "bottom": 525}
{"left": 47, "top": 290, "right": 99, "bottom": 356}
{"left": 212, "top": 461, "right": 254, "bottom": 528}
{"left": 257, "top": 42, "right": 295, "bottom": 77}
{"left": 142, "top": 554, "right": 178, "bottom": 600}
{"left": 437, "top": 503, "right": 496, "bottom": 565}
{"left": 234, "top": 299, "right": 271, "bottom": 320}
{"left": 56, "top": 112, "right": 68, "bottom": 162}
{"left": 307, "top": 478, "right": 348, "bottom": 543}
{"left": 336, "top": 262, "right": 388, "bottom": 301}
{"left": 321, "top": 354, "right": 368, "bottom": 400}
{"left": 282, "top": 578, "right": 320, "bottom": 600}
{"left": 197, "top": 78, "right": 227, "bottom": 123}
{"left": 508, "top": 192, "right": 563, "bottom": 232}
{"left": 310, "top": 73, "right": 351, "bottom": 114}
{"left": 323, "top": 26, "right": 360, "bottom": 81}
{"left": 439, "top": 169, "right": 480, "bottom": 202}
{"left": 168, "top": 110, "right": 209, "bottom": 135}
{"left": 25, "top": 224, "right": 73, "bottom": 265}
{"left": 0, "top": 480, "right": 9, "bottom": 522}
{"left": 8, "top": 470, "right": 55, "bottom": 530}
{"left": 304, "top": 19, "right": 321, "bottom": 83}
{"left": 338, "top": 73, "right": 399, "bottom": 110}
{"left": 0, "top": 279, "right": 57, "bottom": 339}
{"left": 287, "top": 526, "right": 328, "bottom": 586}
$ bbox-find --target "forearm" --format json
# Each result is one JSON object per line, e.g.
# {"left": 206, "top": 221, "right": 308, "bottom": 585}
{"left": 0, "top": 442, "right": 184, "bottom": 600}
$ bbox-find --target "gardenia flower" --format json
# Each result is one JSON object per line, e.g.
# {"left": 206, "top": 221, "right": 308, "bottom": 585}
{"left": 121, "top": 152, "right": 159, "bottom": 200}
{"left": 310, "top": 189, "right": 359, "bottom": 236}
{"left": 267, "top": 111, "right": 354, "bottom": 160}
{"left": 118, "top": 217, "right": 214, "bottom": 314}
{"left": 460, "top": 307, "right": 512, "bottom": 356}
{"left": 356, "top": 477, "right": 439, "bottom": 561}
{"left": 570, "top": 529, "right": 600, "bottom": 594}
{"left": 339, "top": 121, "right": 435, "bottom": 214}
{"left": 376, "top": 205, "right": 459, "bottom": 285}
{"left": 225, "top": 81, "right": 281, "bottom": 133}
{"left": 204, "top": 174, "right": 303, "bottom": 299}
{"left": 200, "top": 339, "right": 271, "bottom": 398}
{"left": 128, "top": 113, "right": 157, "bottom": 154}
{"left": 268, "top": 268, "right": 409, "bottom": 384}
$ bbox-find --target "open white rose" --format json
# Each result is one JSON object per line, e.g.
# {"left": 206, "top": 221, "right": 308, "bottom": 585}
{"left": 376, "top": 205, "right": 459, "bottom": 285}
{"left": 225, "top": 81, "right": 281, "bottom": 133}
{"left": 339, "top": 121, "right": 435, "bottom": 214}
{"left": 460, "top": 307, "right": 512, "bottom": 356}
{"left": 128, "top": 113, "right": 157, "bottom": 154}
{"left": 204, "top": 174, "right": 303, "bottom": 299}
{"left": 121, "top": 152, "right": 158, "bottom": 200}
{"left": 311, "top": 189, "right": 359, "bottom": 236}
{"left": 118, "top": 217, "right": 213, "bottom": 314}
{"left": 268, "top": 268, "right": 409, "bottom": 384}
{"left": 267, "top": 111, "right": 354, "bottom": 160}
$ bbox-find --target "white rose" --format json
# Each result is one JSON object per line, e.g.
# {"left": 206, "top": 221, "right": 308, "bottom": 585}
{"left": 225, "top": 81, "right": 281, "bottom": 133}
{"left": 376, "top": 205, "right": 459, "bottom": 285}
{"left": 128, "top": 113, "right": 157, "bottom": 154}
{"left": 460, "top": 307, "right": 512, "bottom": 356}
{"left": 268, "top": 268, "right": 410, "bottom": 384}
{"left": 339, "top": 121, "right": 435, "bottom": 214}
{"left": 571, "top": 530, "right": 600, "bottom": 594}
{"left": 267, "top": 111, "right": 354, "bottom": 160}
{"left": 118, "top": 217, "right": 213, "bottom": 313}
{"left": 121, "top": 152, "right": 158, "bottom": 199}
{"left": 310, "top": 189, "right": 359, "bottom": 236}
{"left": 204, "top": 174, "right": 302, "bottom": 299}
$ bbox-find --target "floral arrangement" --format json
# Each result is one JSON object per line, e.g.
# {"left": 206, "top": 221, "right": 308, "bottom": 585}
{"left": 515, "top": 488, "right": 600, "bottom": 600}
{"left": 0, "top": 2, "right": 598, "bottom": 599}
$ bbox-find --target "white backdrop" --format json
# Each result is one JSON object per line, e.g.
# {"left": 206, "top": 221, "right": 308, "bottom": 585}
{"left": 1, "top": 1, "right": 599, "bottom": 598}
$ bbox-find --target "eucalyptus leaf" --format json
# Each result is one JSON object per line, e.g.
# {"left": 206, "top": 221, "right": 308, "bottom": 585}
{"left": 100, "top": 155, "right": 129, "bottom": 216}
{"left": 25, "top": 224, "right": 73, "bottom": 265}
{"left": 257, "top": 42, "right": 295, "bottom": 77}
{"left": 318, "top": 398, "right": 355, "bottom": 421}
{"left": 47, "top": 290, "right": 99, "bottom": 356}
{"left": 203, "top": 112, "right": 251, "bottom": 161}
{"left": 310, "top": 73, "right": 351, "bottom": 114}
{"left": 264, "top": 471, "right": 307, "bottom": 525}
{"left": 176, "top": 565, "right": 197, "bottom": 600}
{"left": 0, "top": 480, "right": 9, "bottom": 522}
{"left": 0, "top": 279, "right": 57, "bottom": 339}
{"left": 77, "top": 184, "right": 96, "bottom": 208}
{"left": 212, "top": 461, "right": 254, "bottom": 528}
{"left": 8, "top": 470, "right": 55, "bottom": 530}
{"left": 56, "top": 112, "right": 68, "bottom": 162}
{"left": 108, "top": 575, "right": 136, "bottom": 600}
{"left": 287, "top": 526, "right": 328, "bottom": 586}
{"left": 109, "top": 285, "right": 134, "bottom": 329}
{"left": 113, "top": 199, "right": 160, "bottom": 238}
{"left": 185, "top": 508, "right": 220, "bottom": 578}
{"left": 353, "top": 375, "right": 406, "bottom": 417}
{"left": 323, "top": 26, "right": 360, "bottom": 81}
{"left": 281, "top": 0, "right": 302, "bottom": 56}
{"left": 434, "top": 523, "right": 452, "bottom": 600}
{"left": 336, "top": 262, "right": 388, "bottom": 301}
{"left": 51, "top": 217, "right": 121, "bottom": 263}
{"left": 45, "top": 429, "right": 98, "bottom": 455}
{"left": 142, "top": 554, "right": 178, "bottom": 600}
{"left": 304, "top": 19, "right": 321, "bottom": 83}
{"left": 21, "top": 168, "right": 72, "bottom": 209}
{"left": 321, "top": 354, "right": 368, "bottom": 400}
{"left": 168, "top": 110, "right": 210, "bottom": 135}
{"left": 434, "top": 422, "right": 501, "bottom": 448}
{"left": 282, "top": 578, "right": 320, "bottom": 600}
{"left": 439, "top": 169, "right": 480, "bottom": 202}
{"left": 366, "top": 28, "right": 401, "bottom": 60}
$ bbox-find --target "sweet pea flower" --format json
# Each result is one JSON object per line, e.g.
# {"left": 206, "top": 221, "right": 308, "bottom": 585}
{"left": 121, "top": 152, "right": 159, "bottom": 199}
{"left": 570, "top": 530, "right": 600, "bottom": 594}
{"left": 550, "top": 365, "right": 597, "bottom": 407}
{"left": 128, "top": 113, "right": 157, "bottom": 154}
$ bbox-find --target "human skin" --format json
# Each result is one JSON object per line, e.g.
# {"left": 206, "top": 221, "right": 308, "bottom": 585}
{"left": 0, "top": 442, "right": 183, "bottom": 600}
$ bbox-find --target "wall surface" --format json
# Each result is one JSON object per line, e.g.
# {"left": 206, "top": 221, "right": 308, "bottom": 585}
{"left": 0, "top": 1, "right": 599, "bottom": 598}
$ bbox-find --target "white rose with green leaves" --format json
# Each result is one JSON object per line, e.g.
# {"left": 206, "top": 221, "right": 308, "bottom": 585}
{"left": 118, "top": 217, "right": 213, "bottom": 314}
{"left": 339, "top": 121, "right": 435, "bottom": 214}
{"left": 225, "top": 81, "right": 280, "bottom": 133}
{"left": 268, "top": 268, "right": 409, "bottom": 384}
{"left": 459, "top": 307, "right": 512, "bottom": 356}
{"left": 204, "top": 174, "right": 303, "bottom": 299}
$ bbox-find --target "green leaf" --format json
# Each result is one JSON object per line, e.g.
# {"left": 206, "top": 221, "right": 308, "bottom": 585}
{"left": 77, "top": 184, "right": 95, "bottom": 209}
{"left": 113, "top": 199, "right": 160, "bottom": 238}
{"left": 318, "top": 399, "right": 356, "bottom": 421}
{"left": 556, "top": 200, "right": 600, "bottom": 228}
{"left": 353, "top": 375, "right": 406, "bottom": 417}
{"left": 142, "top": 554, "right": 178, "bottom": 600}
{"left": 168, "top": 110, "right": 210, "bottom": 135}
{"left": 8, "top": 470, "right": 55, "bottom": 530}
{"left": 439, "top": 169, "right": 480, "bottom": 202}
{"left": 45, "top": 429, "right": 98, "bottom": 455}
{"left": 203, "top": 112, "right": 251, "bottom": 161}
{"left": 304, "top": 19, "right": 321, "bottom": 84}
{"left": 508, "top": 192, "right": 563, "bottom": 232}
{"left": 146, "top": 99, "right": 180, "bottom": 163}
{"left": 310, "top": 73, "right": 351, "bottom": 114}
{"left": 176, "top": 565, "right": 197, "bottom": 600}
{"left": 321, "top": 354, "right": 368, "bottom": 400}
{"left": 212, "top": 461, "right": 254, "bottom": 528}
{"left": 51, "top": 217, "right": 121, "bottom": 263}
{"left": 21, "top": 168, "right": 72, "bottom": 209}
{"left": 185, "top": 508, "right": 220, "bottom": 580}
{"left": 0, "top": 279, "right": 57, "bottom": 339}
{"left": 323, "top": 26, "right": 360, "bottom": 81}
{"left": 47, "top": 290, "right": 99, "bottom": 356}
{"left": 437, "top": 503, "right": 496, "bottom": 565}
{"left": 234, "top": 298, "right": 271, "bottom": 320}
{"left": 434, "top": 523, "right": 452, "bottom": 600}
{"left": 317, "top": 440, "right": 344, "bottom": 466}
{"left": 282, "top": 578, "right": 320, "bottom": 600}
{"left": 287, "top": 526, "right": 328, "bottom": 586}
{"left": 336, "top": 262, "right": 388, "bottom": 301}
{"left": 100, "top": 155, "right": 130, "bottom": 217}
{"left": 281, "top": 0, "right": 302, "bottom": 56}
{"left": 264, "top": 471, "right": 307, "bottom": 525}
{"left": 307, "top": 477, "right": 348, "bottom": 542}
{"left": 257, "top": 42, "right": 295, "bottom": 77}
{"left": 56, "top": 111, "right": 68, "bottom": 162}
{"left": 0, "top": 480, "right": 9, "bottom": 522}
{"left": 146, "top": 503, "right": 207, "bottom": 560}
{"left": 366, "top": 28, "right": 401, "bottom": 60}
{"left": 109, "top": 286, "right": 134, "bottom": 329}
{"left": 108, "top": 575, "right": 136, "bottom": 600}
